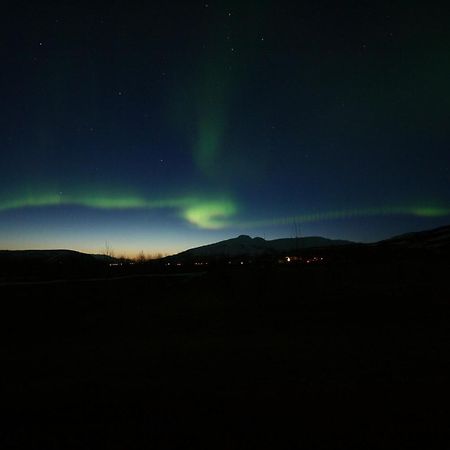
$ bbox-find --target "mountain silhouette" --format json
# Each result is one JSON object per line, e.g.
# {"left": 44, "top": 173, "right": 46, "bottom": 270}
{"left": 167, "top": 234, "right": 354, "bottom": 260}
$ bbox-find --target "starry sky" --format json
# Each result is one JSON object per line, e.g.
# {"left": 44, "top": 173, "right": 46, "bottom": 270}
{"left": 1, "top": 1, "right": 449, "bottom": 256}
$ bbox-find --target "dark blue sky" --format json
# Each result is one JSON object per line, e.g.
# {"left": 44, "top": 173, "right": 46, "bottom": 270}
{"left": 1, "top": 1, "right": 449, "bottom": 255}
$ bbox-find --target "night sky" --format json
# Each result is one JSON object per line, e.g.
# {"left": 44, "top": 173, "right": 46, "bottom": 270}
{"left": 1, "top": 1, "right": 449, "bottom": 256}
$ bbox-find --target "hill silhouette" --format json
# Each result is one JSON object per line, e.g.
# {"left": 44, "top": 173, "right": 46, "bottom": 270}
{"left": 0, "top": 249, "right": 108, "bottom": 280}
{"left": 378, "top": 224, "right": 450, "bottom": 250}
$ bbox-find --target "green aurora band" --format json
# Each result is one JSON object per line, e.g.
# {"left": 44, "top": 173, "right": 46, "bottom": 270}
{"left": 0, "top": 191, "right": 238, "bottom": 230}
{"left": 0, "top": 190, "right": 449, "bottom": 230}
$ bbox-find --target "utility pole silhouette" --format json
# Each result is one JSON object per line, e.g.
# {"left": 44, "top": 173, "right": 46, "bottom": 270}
{"left": 293, "top": 218, "right": 301, "bottom": 253}
{"left": 104, "top": 241, "right": 114, "bottom": 258}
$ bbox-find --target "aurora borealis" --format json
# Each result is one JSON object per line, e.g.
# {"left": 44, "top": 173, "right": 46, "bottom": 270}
{"left": 1, "top": 1, "right": 449, "bottom": 256}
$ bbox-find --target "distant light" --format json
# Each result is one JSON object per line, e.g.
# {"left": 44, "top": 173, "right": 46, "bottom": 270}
{"left": 240, "top": 261, "right": 244, "bottom": 265}
{"left": 286, "top": 257, "right": 291, "bottom": 262}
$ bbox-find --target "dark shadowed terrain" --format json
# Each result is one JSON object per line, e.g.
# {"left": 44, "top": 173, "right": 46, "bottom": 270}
{"left": 1, "top": 228, "right": 450, "bottom": 449}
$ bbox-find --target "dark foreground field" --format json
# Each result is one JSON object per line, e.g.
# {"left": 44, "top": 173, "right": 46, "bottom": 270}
{"left": 1, "top": 258, "right": 450, "bottom": 449}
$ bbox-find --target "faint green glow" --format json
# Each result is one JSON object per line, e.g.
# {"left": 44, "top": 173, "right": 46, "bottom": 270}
{"left": 233, "top": 205, "right": 450, "bottom": 229}
{"left": 0, "top": 193, "right": 147, "bottom": 211}
{"left": 410, "top": 206, "right": 450, "bottom": 217}
{"left": 196, "top": 114, "right": 226, "bottom": 175}
{"left": 0, "top": 194, "right": 63, "bottom": 211}
{"left": 192, "top": 47, "right": 232, "bottom": 176}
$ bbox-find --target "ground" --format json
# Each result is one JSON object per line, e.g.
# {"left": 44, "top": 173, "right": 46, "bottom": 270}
{"left": 1, "top": 260, "right": 450, "bottom": 449}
